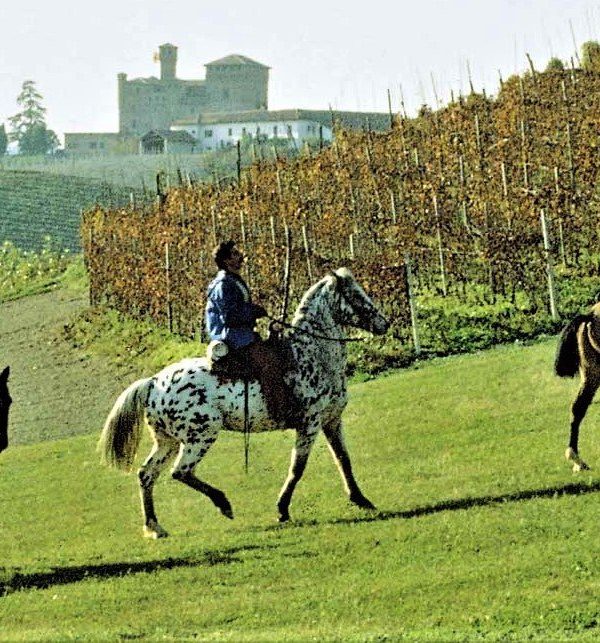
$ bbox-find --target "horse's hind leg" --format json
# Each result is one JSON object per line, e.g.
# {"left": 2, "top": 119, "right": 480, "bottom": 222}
{"left": 566, "top": 377, "right": 599, "bottom": 472}
{"left": 322, "top": 416, "right": 375, "bottom": 511}
{"left": 171, "top": 432, "right": 234, "bottom": 520}
{"left": 138, "top": 431, "right": 179, "bottom": 538}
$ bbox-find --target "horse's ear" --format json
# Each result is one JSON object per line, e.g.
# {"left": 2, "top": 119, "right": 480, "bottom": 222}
{"left": 0, "top": 367, "right": 9, "bottom": 384}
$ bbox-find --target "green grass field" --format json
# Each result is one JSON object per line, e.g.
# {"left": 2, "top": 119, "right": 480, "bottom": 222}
{"left": 2, "top": 334, "right": 600, "bottom": 640}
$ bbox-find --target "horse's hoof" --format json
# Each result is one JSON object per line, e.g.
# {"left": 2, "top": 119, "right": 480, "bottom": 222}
{"left": 143, "top": 525, "right": 168, "bottom": 539}
{"left": 573, "top": 461, "right": 591, "bottom": 473}
{"left": 278, "top": 512, "right": 290, "bottom": 523}
{"left": 350, "top": 494, "right": 376, "bottom": 511}
{"left": 566, "top": 448, "right": 591, "bottom": 472}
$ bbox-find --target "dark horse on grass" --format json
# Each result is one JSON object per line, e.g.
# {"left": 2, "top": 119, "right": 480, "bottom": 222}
{"left": 0, "top": 366, "right": 11, "bottom": 454}
{"left": 555, "top": 304, "right": 600, "bottom": 471}
{"left": 99, "top": 269, "right": 389, "bottom": 538}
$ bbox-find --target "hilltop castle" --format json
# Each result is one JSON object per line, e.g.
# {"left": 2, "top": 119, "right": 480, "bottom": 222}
{"left": 65, "top": 44, "right": 389, "bottom": 155}
{"left": 118, "top": 44, "right": 269, "bottom": 136}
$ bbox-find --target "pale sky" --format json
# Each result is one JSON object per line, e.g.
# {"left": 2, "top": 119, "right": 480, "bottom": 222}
{"left": 1, "top": 0, "right": 599, "bottom": 143}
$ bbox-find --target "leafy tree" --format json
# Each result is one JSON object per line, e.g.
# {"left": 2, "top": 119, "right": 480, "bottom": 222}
{"left": 545, "top": 57, "right": 565, "bottom": 72}
{"left": 581, "top": 40, "right": 600, "bottom": 71}
{"left": 8, "top": 80, "right": 59, "bottom": 154}
{"left": 19, "top": 122, "right": 59, "bottom": 155}
{"left": 0, "top": 124, "right": 7, "bottom": 156}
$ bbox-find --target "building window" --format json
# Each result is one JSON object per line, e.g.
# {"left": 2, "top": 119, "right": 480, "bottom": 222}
{"left": 273, "top": 126, "right": 278, "bottom": 137}
{"left": 204, "top": 129, "right": 213, "bottom": 138}
{"left": 89, "top": 142, "right": 97, "bottom": 149}
{"left": 228, "top": 128, "right": 233, "bottom": 136}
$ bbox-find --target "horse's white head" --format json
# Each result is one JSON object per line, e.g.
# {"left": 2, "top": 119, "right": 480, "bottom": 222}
{"left": 329, "top": 268, "right": 389, "bottom": 335}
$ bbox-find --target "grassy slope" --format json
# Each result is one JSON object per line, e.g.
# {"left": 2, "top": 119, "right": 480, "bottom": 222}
{"left": 2, "top": 335, "right": 600, "bottom": 640}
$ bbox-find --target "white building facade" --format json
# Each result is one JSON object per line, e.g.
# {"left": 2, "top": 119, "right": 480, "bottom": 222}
{"left": 171, "top": 109, "right": 335, "bottom": 151}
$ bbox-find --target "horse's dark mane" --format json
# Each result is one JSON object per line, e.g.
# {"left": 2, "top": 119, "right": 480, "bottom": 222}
{"left": 555, "top": 314, "right": 592, "bottom": 377}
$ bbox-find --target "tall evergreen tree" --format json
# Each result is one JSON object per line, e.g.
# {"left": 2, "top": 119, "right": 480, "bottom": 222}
{"left": 8, "top": 80, "right": 58, "bottom": 154}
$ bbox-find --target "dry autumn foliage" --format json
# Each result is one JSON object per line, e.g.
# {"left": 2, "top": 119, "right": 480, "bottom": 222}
{"left": 82, "top": 67, "right": 600, "bottom": 339}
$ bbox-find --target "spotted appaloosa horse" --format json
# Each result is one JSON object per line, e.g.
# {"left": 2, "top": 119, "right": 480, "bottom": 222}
{"left": 99, "top": 268, "right": 389, "bottom": 538}
{"left": 0, "top": 366, "right": 11, "bottom": 454}
{"left": 555, "top": 303, "right": 600, "bottom": 472}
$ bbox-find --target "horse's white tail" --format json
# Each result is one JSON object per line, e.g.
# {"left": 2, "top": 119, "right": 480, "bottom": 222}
{"left": 98, "top": 377, "right": 152, "bottom": 472}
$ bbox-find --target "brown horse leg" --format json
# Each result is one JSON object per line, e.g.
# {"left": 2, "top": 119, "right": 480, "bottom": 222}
{"left": 138, "top": 432, "right": 179, "bottom": 538}
{"left": 322, "top": 416, "right": 375, "bottom": 510}
{"left": 566, "top": 378, "right": 599, "bottom": 472}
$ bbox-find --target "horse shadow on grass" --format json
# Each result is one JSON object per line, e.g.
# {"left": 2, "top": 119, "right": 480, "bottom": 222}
{"left": 266, "top": 479, "right": 600, "bottom": 530}
{"left": 0, "top": 543, "right": 275, "bottom": 597}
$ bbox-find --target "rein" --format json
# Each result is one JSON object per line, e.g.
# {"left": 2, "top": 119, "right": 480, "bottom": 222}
{"left": 267, "top": 316, "right": 367, "bottom": 343}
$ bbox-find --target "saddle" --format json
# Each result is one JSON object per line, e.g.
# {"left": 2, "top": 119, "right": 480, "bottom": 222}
{"left": 205, "top": 333, "right": 296, "bottom": 381}
{"left": 206, "top": 334, "right": 303, "bottom": 429}
{"left": 206, "top": 341, "right": 256, "bottom": 379}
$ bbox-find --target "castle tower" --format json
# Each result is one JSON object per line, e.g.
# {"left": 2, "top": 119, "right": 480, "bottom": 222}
{"left": 117, "top": 72, "right": 128, "bottom": 134}
{"left": 205, "top": 55, "right": 269, "bottom": 112}
{"left": 159, "top": 43, "right": 178, "bottom": 81}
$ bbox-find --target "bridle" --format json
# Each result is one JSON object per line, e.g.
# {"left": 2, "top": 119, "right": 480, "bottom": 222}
{"left": 267, "top": 275, "right": 380, "bottom": 343}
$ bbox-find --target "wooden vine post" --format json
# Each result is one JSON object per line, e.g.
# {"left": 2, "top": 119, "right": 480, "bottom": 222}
{"left": 302, "top": 224, "right": 313, "bottom": 283}
{"left": 540, "top": 209, "right": 559, "bottom": 321}
{"left": 554, "top": 166, "right": 567, "bottom": 267}
{"left": 165, "top": 242, "right": 173, "bottom": 333}
{"left": 432, "top": 194, "right": 447, "bottom": 296}
{"left": 404, "top": 253, "right": 421, "bottom": 355}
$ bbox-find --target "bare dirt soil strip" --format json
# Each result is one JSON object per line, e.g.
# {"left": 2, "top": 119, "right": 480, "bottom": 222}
{"left": 0, "top": 289, "right": 135, "bottom": 445}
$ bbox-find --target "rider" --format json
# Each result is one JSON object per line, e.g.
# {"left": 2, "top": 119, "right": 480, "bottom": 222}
{"left": 205, "top": 240, "right": 300, "bottom": 428}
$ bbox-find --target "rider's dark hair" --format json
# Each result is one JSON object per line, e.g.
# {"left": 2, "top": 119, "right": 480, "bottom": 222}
{"left": 213, "top": 240, "right": 236, "bottom": 269}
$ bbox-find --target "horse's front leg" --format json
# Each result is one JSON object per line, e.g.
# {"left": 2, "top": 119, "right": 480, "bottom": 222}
{"left": 566, "top": 378, "right": 598, "bottom": 472}
{"left": 322, "top": 416, "right": 375, "bottom": 511}
{"left": 0, "top": 423, "right": 7, "bottom": 453}
{"left": 277, "top": 422, "right": 320, "bottom": 522}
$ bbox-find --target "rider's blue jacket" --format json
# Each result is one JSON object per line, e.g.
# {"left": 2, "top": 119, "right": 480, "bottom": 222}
{"left": 205, "top": 270, "right": 264, "bottom": 349}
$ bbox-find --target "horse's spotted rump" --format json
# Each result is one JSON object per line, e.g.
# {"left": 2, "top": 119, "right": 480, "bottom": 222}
{"left": 100, "top": 269, "right": 389, "bottom": 537}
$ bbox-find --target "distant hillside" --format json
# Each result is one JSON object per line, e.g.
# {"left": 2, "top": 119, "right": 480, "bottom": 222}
{"left": 0, "top": 140, "right": 300, "bottom": 189}
{"left": 0, "top": 170, "right": 142, "bottom": 251}
{"left": 0, "top": 141, "right": 307, "bottom": 251}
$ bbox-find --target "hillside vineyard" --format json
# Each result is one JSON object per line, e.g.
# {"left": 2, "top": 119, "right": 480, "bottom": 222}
{"left": 83, "top": 67, "right": 600, "bottom": 345}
